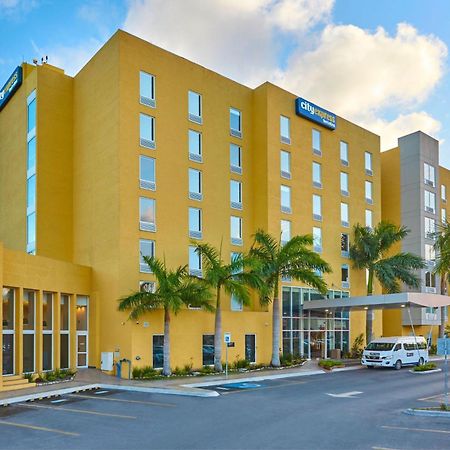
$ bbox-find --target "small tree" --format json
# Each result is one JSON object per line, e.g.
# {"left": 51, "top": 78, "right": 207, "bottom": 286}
{"left": 250, "top": 230, "right": 331, "bottom": 367}
{"left": 350, "top": 221, "right": 425, "bottom": 344}
{"left": 118, "top": 257, "right": 212, "bottom": 376}
{"left": 193, "top": 243, "right": 262, "bottom": 372}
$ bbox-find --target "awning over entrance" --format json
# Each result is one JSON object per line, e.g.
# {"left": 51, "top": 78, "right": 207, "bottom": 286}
{"left": 302, "top": 292, "right": 450, "bottom": 312}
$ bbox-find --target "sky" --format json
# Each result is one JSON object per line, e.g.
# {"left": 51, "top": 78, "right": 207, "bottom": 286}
{"left": 1, "top": 0, "right": 449, "bottom": 168}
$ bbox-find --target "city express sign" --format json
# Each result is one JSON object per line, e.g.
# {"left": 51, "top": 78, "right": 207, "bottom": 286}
{"left": 295, "top": 97, "right": 336, "bottom": 130}
{"left": 0, "top": 66, "right": 23, "bottom": 112}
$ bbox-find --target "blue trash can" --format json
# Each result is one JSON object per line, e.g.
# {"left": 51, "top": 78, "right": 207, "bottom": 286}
{"left": 116, "top": 361, "right": 122, "bottom": 378}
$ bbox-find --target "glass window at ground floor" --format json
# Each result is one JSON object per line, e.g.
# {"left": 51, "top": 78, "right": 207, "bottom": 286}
{"left": 43, "top": 334, "right": 52, "bottom": 371}
{"left": 60, "top": 333, "right": 69, "bottom": 369}
{"left": 202, "top": 335, "right": 214, "bottom": 366}
{"left": 245, "top": 334, "right": 256, "bottom": 363}
{"left": 153, "top": 335, "right": 164, "bottom": 369}
{"left": 2, "top": 334, "right": 14, "bottom": 375}
{"left": 23, "top": 334, "right": 34, "bottom": 373}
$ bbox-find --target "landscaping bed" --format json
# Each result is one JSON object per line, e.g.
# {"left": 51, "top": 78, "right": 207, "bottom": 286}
{"left": 26, "top": 369, "right": 77, "bottom": 385}
{"left": 318, "top": 359, "right": 345, "bottom": 371}
{"left": 409, "top": 362, "right": 442, "bottom": 374}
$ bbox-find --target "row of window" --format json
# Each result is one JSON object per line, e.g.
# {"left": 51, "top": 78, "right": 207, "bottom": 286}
{"left": 26, "top": 90, "right": 36, "bottom": 255}
{"left": 424, "top": 162, "right": 447, "bottom": 201}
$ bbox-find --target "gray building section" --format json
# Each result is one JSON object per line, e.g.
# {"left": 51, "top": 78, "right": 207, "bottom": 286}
{"left": 398, "top": 131, "right": 443, "bottom": 326}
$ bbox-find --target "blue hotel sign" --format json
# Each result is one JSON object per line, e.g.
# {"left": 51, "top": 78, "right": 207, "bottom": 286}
{"left": 295, "top": 97, "right": 336, "bottom": 130}
{"left": 0, "top": 66, "right": 23, "bottom": 112}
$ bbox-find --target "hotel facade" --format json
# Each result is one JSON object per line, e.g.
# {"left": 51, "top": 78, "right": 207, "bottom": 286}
{"left": 0, "top": 30, "right": 448, "bottom": 390}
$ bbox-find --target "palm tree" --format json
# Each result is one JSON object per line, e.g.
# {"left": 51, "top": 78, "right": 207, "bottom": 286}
{"left": 250, "top": 230, "right": 331, "bottom": 367}
{"left": 118, "top": 257, "right": 212, "bottom": 376}
{"left": 349, "top": 221, "right": 425, "bottom": 344}
{"left": 193, "top": 243, "right": 262, "bottom": 372}
{"left": 433, "top": 220, "right": 450, "bottom": 338}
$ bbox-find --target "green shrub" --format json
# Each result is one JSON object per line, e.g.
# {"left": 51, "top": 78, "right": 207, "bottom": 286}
{"left": 280, "top": 353, "right": 305, "bottom": 367}
{"left": 24, "top": 373, "right": 34, "bottom": 383}
{"left": 319, "top": 359, "right": 344, "bottom": 370}
{"left": 199, "top": 365, "right": 215, "bottom": 375}
{"left": 429, "top": 344, "right": 437, "bottom": 355}
{"left": 440, "top": 403, "right": 450, "bottom": 411}
{"left": 348, "top": 333, "right": 364, "bottom": 359}
{"left": 233, "top": 359, "right": 250, "bottom": 370}
{"left": 132, "top": 365, "right": 162, "bottom": 379}
{"left": 413, "top": 362, "right": 437, "bottom": 372}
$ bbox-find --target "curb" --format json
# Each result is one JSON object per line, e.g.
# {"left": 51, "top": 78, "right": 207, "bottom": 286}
{"left": 404, "top": 408, "right": 450, "bottom": 418}
{"left": 408, "top": 368, "right": 442, "bottom": 374}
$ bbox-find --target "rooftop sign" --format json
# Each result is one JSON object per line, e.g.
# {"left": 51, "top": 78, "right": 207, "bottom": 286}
{"left": 0, "top": 66, "right": 23, "bottom": 112}
{"left": 295, "top": 97, "right": 336, "bottom": 130}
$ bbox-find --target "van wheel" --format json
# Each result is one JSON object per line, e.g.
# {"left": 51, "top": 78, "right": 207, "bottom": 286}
{"left": 418, "top": 357, "right": 424, "bottom": 366}
{"left": 394, "top": 360, "right": 402, "bottom": 370}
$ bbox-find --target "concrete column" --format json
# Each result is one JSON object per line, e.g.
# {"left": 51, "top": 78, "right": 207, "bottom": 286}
{"left": 15, "top": 288, "right": 24, "bottom": 375}
{"left": 35, "top": 290, "right": 43, "bottom": 373}
{"left": 70, "top": 294, "right": 77, "bottom": 369}
{"left": 54, "top": 292, "right": 61, "bottom": 370}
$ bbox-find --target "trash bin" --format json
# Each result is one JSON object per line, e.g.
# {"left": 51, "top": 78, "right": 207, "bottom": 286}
{"left": 330, "top": 349, "right": 341, "bottom": 359}
{"left": 115, "top": 361, "right": 122, "bottom": 378}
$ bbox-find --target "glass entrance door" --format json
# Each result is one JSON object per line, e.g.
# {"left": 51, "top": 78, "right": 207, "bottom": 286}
{"left": 2, "top": 334, "right": 14, "bottom": 375}
{"left": 2, "top": 288, "right": 15, "bottom": 375}
{"left": 245, "top": 334, "right": 256, "bottom": 363}
{"left": 76, "top": 296, "right": 89, "bottom": 368}
{"left": 76, "top": 334, "right": 88, "bottom": 368}
{"left": 310, "top": 331, "right": 326, "bottom": 358}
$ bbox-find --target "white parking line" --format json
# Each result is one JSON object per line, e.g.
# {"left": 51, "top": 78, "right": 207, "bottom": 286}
{"left": 50, "top": 399, "right": 68, "bottom": 404}
{"left": 94, "top": 390, "right": 109, "bottom": 395}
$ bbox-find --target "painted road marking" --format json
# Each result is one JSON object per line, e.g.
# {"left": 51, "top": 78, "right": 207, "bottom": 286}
{"left": 18, "top": 403, "right": 137, "bottom": 419}
{"left": 372, "top": 447, "right": 400, "bottom": 450}
{"left": 418, "top": 393, "right": 445, "bottom": 402}
{"left": 69, "top": 393, "right": 175, "bottom": 408}
{"left": 51, "top": 399, "right": 68, "bottom": 404}
{"left": 220, "top": 380, "right": 306, "bottom": 395}
{"left": 0, "top": 420, "right": 79, "bottom": 436}
{"left": 326, "top": 391, "right": 363, "bottom": 398}
{"left": 94, "top": 390, "right": 109, "bottom": 395}
{"left": 381, "top": 425, "right": 450, "bottom": 435}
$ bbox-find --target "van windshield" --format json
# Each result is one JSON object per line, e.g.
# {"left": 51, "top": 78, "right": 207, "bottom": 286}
{"left": 366, "top": 342, "right": 395, "bottom": 351}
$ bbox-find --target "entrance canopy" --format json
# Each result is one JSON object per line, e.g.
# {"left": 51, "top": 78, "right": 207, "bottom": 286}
{"left": 302, "top": 292, "right": 450, "bottom": 312}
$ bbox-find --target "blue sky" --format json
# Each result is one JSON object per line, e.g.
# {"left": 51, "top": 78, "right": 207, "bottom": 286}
{"left": 1, "top": 0, "right": 449, "bottom": 168}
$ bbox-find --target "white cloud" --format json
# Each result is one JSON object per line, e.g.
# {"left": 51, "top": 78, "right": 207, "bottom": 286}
{"left": 0, "top": 0, "right": 38, "bottom": 17}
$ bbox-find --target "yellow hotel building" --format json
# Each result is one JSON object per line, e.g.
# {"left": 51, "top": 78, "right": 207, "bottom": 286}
{"left": 0, "top": 30, "right": 448, "bottom": 390}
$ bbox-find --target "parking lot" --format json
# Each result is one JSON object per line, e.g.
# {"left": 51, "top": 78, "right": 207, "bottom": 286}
{"left": 0, "top": 362, "right": 449, "bottom": 449}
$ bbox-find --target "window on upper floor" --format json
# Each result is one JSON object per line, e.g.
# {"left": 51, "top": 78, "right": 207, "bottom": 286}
{"left": 313, "top": 194, "right": 322, "bottom": 221}
{"left": 312, "top": 162, "right": 322, "bottom": 188}
{"left": 313, "top": 226, "right": 322, "bottom": 252}
{"left": 280, "top": 115, "right": 291, "bottom": 144}
{"left": 365, "top": 209, "right": 373, "bottom": 229}
{"left": 27, "top": 175, "right": 36, "bottom": 213}
{"left": 365, "top": 152, "right": 373, "bottom": 176}
{"left": 442, "top": 208, "right": 447, "bottom": 223}
{"left": 280, "top": 150, "right": 291, "bottom": 179}
{"left": 341, "top": 202, "right": 349, "bottom": 227}
{"left": 425, "top": 217, "right": 436, "bottom": 239}
{"left": 231, "top": 216, "right": 243, "bottom": 246}
{"left": 139, "top": 155, "right": 156, "bottom": 191}
{"left": 424, "top": 162, "right": 436, "bottom": 187}
{"left": 281, "top": 185, "right": 291, "bottom": 213}
{"left": 27, "top": 90, "right": 36, "bottom": 136}
{"left": 442, "top": 184, "right": 447, "bottom": 202}
{"left": 425, "top": 271, "right": 436, "bottom": 289}
{"left": 281, "top": 220, "right": 291, "bottom": 245}
{"left": 425, "top": 243, "right": 435, "bottom": 262}
{"left": 230, "top": 108, "right": 242, "bottom": 138}
{"left": 230, "top": 144, "right": 242, "bottom": 174}
{"left": 340, "top": 172, "right": 349, "bottom": 196}
{"left": 139, "top": 113, "right": 155, "bottom": 149}
{"left": 341, "top": 233, "right": 349, "bottom": 257}
{"left": 365, "top": 180, "right": 373, "bottom": 204}
{"left": 140, "top": 71, "right": 155, "bottom": 107}
{"left": 188, "top": 129, "right": 202, "bottom": 162}
{"left": 230, "top": 180, "right": 242, "bottom": 209}
{"left": 189, "top": 207, "right": 202, "bottom": 240}
{"left": 189, "top": 246, "right": 202, "bottom": 276}
{"left": 188, "top": 91, "right": 202, "bottom": 124}
{"left": 424, "top": 190, "right": 436, "bottom": 214}
{"left": 340, "top": 141, "right": 349, "bottom": 166}
{"left": 139, "top": 239, "right": 155, "bottom": 273}
{"left": 312, "top": 129, "right": 321, "bottom": 155}
{"left": 189, "top": 168, "right": 202, "bottom": 200}
{"left": 139, "top": 197, "right": 156, "bottom": 232}
{"left": 341, "top": 264, "right": 350, "bottom": 287}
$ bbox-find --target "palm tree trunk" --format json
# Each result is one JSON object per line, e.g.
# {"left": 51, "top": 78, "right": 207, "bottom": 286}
{"left": 439, "top": 275, "right": 447, "bottom": 338}
{"left": 271, "top": 281, "right": 281, "bottom": 367}
{"left": 366, "top": 269, "right": 374, "bottom": 345}
{"left": 214, "top": 286, "right": 223, "bottom": 372}
{"left": 163, "top": 307, "right": 171, "bottom": 376}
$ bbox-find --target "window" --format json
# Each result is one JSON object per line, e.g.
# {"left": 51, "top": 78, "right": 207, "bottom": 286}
{"left": 231, "top": 216, "right": 243, "bottom": 246}
{"left": 140, "top": 71, "right": 155, "bottom": 107}
{"left": 27, "top": 90, "right": 37, "bottom": 256}
{"left": 139, "top": 239, "right": 155, "bottom": 273}
{"left": 313, "top": 194, "right": 322, "bottom": 221}
{"left": 27, "top": 175, "right": 36, "bottom": 213}
{"left": 230, "top": 108, "right": 242, "bottom": 137}
{"left": 188, "top": 129, "right": 202, "bottom": 162}
{"left": 153, "top": 335, "right": 164, "bottom": 368}
{"left": 424, "top": 190, "right": 436, "bottom": 214}
{"left": 341, "top": 265, "right": 350, "bottom": 288}
{"left": 341, "top": 202, "right": 349, "bottom": 227}
{"left": 42, "top": 292, "right": 53, "bottom": 371}
{"left": 60, "top": 294, "right": 70, "bottom": 369}
{"left": 202, "top": 335, "right": 214, "bottom": 366}
{"left": 442, "top": 208, "right": 447, "bottom": 223}
{"left": 139, "top": 155, "right": 155, "bottom": 190}
{"left": 188, "top": 168, "right": 202, "bottom": 200}
{"left": 139, "top": 113, "right": 155, "bottom": 149}
{"left": 27, "top": 137, "right": 36, "bottom": 174}
{"left": 425, "top": 217, "right": 436, "bottom": 239}
{"left": 313, "top": 227, "right": 322, "bottom": 252}
{"left": 188, "top": 91, "right": 202, "bottom": 123}
{"left": 365, "top": 152, "right": 373, "bottom": 175}
{"left": 281, "top": 185, "right": 291, "bottom": 213}
{"left": 245, "top": 334, "right": 256, "bottom": 363}
{"left": 340, "top": 141, "right": 348, "bottom": 166}
{"left": 340, "top": 172, "right": 349, "bottom": 196}
{"left": 442, "top": 185, "right": 447, "bottom": 202}
{"left": 312, "top": 129, "right": 321, "bottom": 155}
{"left": 280, "top": 115, "right": 291, "bottom": 144}
{"left": 230, "top": 144, "right": 242, "bottom": 174}
{"left": 424, "top": 162, "right": 436, "bottom": 187}
{"left": 425, "top": 271, "right": 436, "bottom": 290}
{"left": 365, "top": 209, "right": 373, "bottom": 228}
{"left": 280, "top": 150, "right": 291, "bottom": 179}
{"left": 230, "top": 180, "right": 242, "bottom": 209}
{"left": 23, "top": 290, "right": 35, "bottom": 373}
{"left": 189, "top": 207, "right": 202, "bottom": 239}
{"left": 139, "top": 197, "right": 156, "bottom": 231}
{"left": 27, "top": 91, "right": 36, "bottom": 135}
{"left": 312, "top": 162, "right": 322, "bottom": 188}
{"left": 27, "top": 212, "right": 36, "bottom": 253}
{"left": 189, "top": 245, "right": 202, "bottom": 276}
{"left": 231, "top": 293, "right": 243, "bottom": 312}
{"left": 281, "top": 220, "right": 291, "bottom": 244}
{"left": 341, "top": 233, "right": 349, "bottom": 257}
{"left": 425, "top": 244, "right": 435, "bottom": 262}
{"left": 365, "top": 181, "right": 373, "bottom": 204}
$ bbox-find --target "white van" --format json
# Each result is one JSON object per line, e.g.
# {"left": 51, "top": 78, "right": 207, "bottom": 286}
{"left": 361, "top": 336, "right": 429, "bottom": 370}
